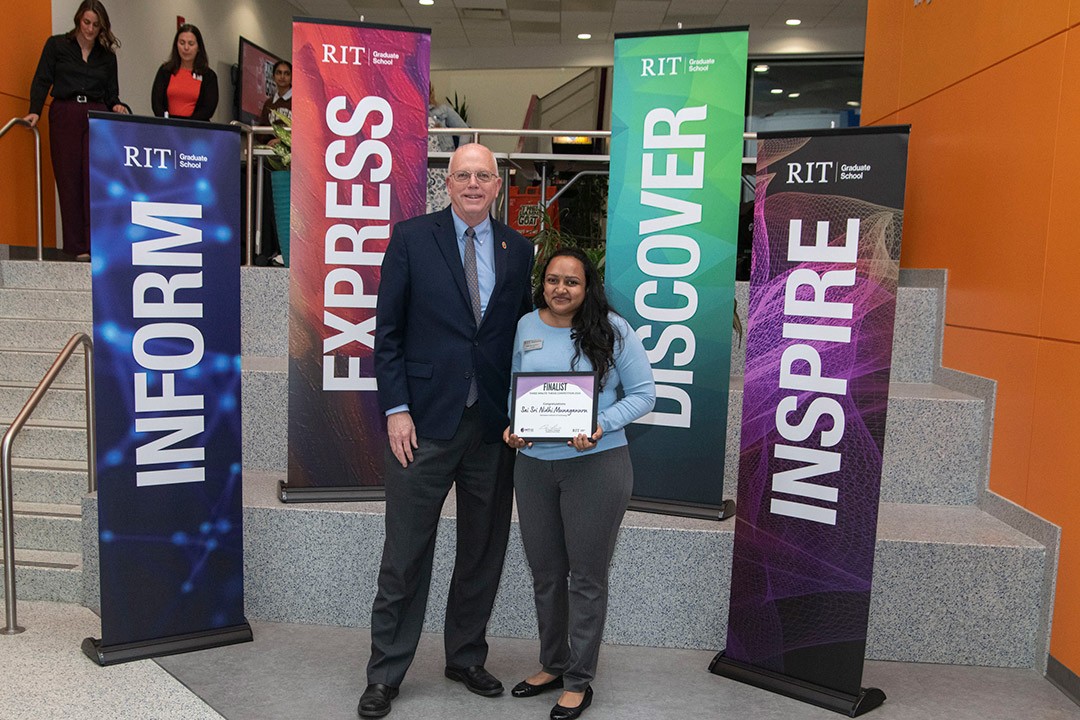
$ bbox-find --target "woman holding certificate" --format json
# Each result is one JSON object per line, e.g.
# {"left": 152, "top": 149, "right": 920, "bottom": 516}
{"left": 503, "top": 248, "right": 655, "bottom": 720}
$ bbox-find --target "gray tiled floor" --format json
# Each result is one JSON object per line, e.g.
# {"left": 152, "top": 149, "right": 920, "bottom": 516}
{"left": 158, "top": 617, "right": 1080, "bottom": 720}
{"left": 0, "top": 601, "right": 221, "bottom": 720}
{"left": 5, "top": 600, "right": 1079, "bottom": 720}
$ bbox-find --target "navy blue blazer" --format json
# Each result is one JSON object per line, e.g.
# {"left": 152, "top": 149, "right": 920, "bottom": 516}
{"left": 375, "top": 206, "right": 534, "bottom": 442}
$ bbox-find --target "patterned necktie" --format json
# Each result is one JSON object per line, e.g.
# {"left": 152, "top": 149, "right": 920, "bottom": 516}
{"left": 464, "top": 227, "right": 481, "bottom": 406}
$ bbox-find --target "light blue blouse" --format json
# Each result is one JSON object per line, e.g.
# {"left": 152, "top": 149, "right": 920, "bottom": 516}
{"left": 510, "top": 310, "right": 656, "bottom": 461}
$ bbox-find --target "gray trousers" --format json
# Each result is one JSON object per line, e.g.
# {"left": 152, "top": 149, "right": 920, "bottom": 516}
{"left": 514, "top": 446, "right": 633, "bottom": 692}
{"left": 367, "top": 405, "right": 516, "bottom": 687}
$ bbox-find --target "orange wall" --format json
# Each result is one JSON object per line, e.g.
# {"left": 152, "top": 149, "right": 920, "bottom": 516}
{"left": 1, "top": 2, "right": 56, "bottom": 248}
{"left": 864, "top": 0, "right": 1080, "bottom": 674}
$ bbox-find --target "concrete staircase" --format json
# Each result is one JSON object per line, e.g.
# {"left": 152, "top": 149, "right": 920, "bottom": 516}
{"left": 1, "top": 259, "right": 1060, "bottom": 673}
{"left": 0, "top": 260, "right": 92, "bottom": 605}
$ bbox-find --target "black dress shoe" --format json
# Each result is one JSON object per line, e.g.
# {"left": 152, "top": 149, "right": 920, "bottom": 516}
{"left": 511, "top": 675, "right": 564, "bottom": 698}
{"left": 444, "top": 665, "right": 504, "bottom": 696}
{"left": 550, "top": 686, "right": 592, "bottom": 720}
{"left": 358, "top": 683, "right": 399, "bottom": 718}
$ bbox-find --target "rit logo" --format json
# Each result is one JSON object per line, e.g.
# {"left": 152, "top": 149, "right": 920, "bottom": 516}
{"left": 641, "top": 56, "right": 684, "bottom": 76}
{"left": 787, "top": 161, "right": 834, "bottom": 184}
{"left": 124, "top": 146, "right": 172, "bottom": 168}
{"left": 322, "top": 44, "right": 366, "bottom": 65}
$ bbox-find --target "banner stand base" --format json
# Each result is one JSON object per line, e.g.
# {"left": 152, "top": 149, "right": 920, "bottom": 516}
{"left": 709, "top": 651, "right": 885, "bottom": 717}
{"left": 278, "top": 481, "right": 387, "bottom": 504}
{"left": 628, "top": 497, "right": 735, "bottom": 521}
{"left": 82, "top": 622, "right": 253, "bottom": 666}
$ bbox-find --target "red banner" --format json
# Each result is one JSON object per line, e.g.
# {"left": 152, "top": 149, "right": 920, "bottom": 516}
{"left": 285, "top": 19, "right": 430, "bottom": 497}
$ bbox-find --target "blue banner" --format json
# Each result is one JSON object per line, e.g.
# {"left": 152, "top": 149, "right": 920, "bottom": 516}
{"left": 89, "top": 114, "right": 249, "bottom": 652}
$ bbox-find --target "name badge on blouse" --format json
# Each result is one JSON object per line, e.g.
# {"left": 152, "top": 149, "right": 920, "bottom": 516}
{"left": 523, "top": 339, "right": 543, "bottom": 351}
{"left": 192, "top": 73, "right": 203, "bottom": 82}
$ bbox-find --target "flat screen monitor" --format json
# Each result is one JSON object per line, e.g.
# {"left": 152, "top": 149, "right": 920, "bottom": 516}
{"left": 236, "top": 36, "right": 284, "bottom": 125}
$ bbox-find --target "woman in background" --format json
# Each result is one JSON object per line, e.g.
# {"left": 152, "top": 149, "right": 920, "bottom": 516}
{"left": 504, "top": 248, "right": 655, "bottom": 720}
{"left": 24, "top": 0, "right": 128, "bottom": 259}
{"left": 151, "top": 23, "right": 218, "bottom": 121}
{"left": 257, "top": 60, "right": 292, "bottom": 130}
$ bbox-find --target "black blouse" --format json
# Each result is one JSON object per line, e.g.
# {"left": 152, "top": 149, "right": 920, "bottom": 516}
{"left": 28, "top": 34, "right": 120, "bottom": 115}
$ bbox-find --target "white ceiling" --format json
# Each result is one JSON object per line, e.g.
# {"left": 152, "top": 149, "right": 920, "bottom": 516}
{"left": 289, "top": 0, "right": 868, "bottom": 69}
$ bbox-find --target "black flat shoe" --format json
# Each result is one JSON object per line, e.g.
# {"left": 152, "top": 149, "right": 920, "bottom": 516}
{"left": 358, "top": 683, "right": 399, "bottom": 718}
{"left": 511, "top": 675, "right": 564, "bottom": 698}
{"left": 550, "top": 685, "right": 592, "bottom": 720}
{"left": 444, "top": 664, "right": 504, "bottom": 697}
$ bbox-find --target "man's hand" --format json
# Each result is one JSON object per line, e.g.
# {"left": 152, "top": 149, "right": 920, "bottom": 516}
{"left": 387, "top": 411, "right": 418, "bottom": 468}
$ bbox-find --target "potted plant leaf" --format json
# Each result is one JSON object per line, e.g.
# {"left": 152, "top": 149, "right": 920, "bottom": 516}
{"left": 257, "top": 109, "right": 292, "bottom": 265}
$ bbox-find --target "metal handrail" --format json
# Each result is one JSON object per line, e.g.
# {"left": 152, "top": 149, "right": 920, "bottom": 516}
{"left": 230, "top": 121, "right": 256, "bottom": 266}
{"left": 230, "top": 125, "right": 759, "bottom": 263}
{"left": 1, "top": 333, "right": 96, "bottom": 635}
{"left": 0, "top": 118, "right": 44, "bottom": 261}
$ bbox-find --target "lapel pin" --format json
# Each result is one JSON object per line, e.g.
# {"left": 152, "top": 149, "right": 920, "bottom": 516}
{"left": 501, "top": 241, "right": 507, "bottom": 249}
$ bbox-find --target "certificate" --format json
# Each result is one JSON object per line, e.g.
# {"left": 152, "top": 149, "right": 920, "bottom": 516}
{"left": 511, "top": 372, "right": 599, "bottom": 442}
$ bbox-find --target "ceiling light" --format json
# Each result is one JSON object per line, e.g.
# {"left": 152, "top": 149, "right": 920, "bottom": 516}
{"left": 788, "top": 92, "right": 801, "bottom": 98}
{"left": 419, "top": 0, "right": 433, "bottom": 5}
{"left": 753, "top": 64, "right": 769, "bottom": 73}
{"left": 847, "top": 100, "right": 861, "bottom": 107}
{"left": 785, "top": 18, "right": 801, "bottom": 26}
{"left": 770, "top": 88, "right": 783, "bottom": 94}
{"left": 577, "top": 33, "right": 591, "bottom": 40}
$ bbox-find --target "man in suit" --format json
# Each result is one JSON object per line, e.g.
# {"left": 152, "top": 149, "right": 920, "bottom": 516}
{"left": 358, "top": 143, "right": 534, "bottom": 718}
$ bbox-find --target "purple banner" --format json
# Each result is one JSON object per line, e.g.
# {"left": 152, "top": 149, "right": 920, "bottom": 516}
{"left": 723, "top": 127, "right": 909, "bottom": 696}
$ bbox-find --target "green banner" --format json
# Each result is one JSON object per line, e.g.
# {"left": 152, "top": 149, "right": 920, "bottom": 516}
{"left": 606, "top": 28, "right": 747, "bottom": 508}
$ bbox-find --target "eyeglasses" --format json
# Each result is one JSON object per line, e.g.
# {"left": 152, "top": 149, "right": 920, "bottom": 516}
{"left": 449, "top": 170, "right": 499, "bottom": 184}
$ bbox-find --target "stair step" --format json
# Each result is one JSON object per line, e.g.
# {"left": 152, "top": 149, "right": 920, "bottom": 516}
{"left": 0, "top": 548, "right": 82, "bottom": 603}
{"left": 0, "top": 420, "right": 87, "bottom": 462}
{"left": 866, "top": 504, "right": 1043, "bottom": 665}
{"left": 0, "top": 259, "right": 90, "bottom": 291}
{"left": 0, "top": 381, "right": 86, "bottom": 422}
{"left": 224, "top": 472, "right": 1044, "bottom": 667}
{"left": 0, "top": 348, "right": 86, "bottom": 384}
{"left": 0, "top": 287, "right": 92, "bottom": 321}
{"left": 241, "top": 266, "right": 289, "bottom": 357}
{"left": 12, "top": 501, "right": 81, "bottom": 553}
{"left": 722, "top": 379, "right": 985, "bottom": 505}
{"left": 10, "top": 458, "right": 89, "bottom": 505}
{"left": 730, "top": 283, "right": 940, "bottom": 383}
{"left": 0, "top": 318, "right": 92, "bottom": 353}
{"left": 239, "top": 365, "right": 985, "bottom": 504}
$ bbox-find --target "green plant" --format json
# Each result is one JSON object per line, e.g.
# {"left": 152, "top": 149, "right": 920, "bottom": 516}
{"left": 446, "top": 92, "right": 469, "bottom": 124}
{"left": 529, "top": 206, "right": 604, "bottom": 293}
{"left": 256, "top": 109, "right": 292, "bottom": 171}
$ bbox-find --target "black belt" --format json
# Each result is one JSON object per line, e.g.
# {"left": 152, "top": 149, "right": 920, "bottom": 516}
{"left": 66, "top": 95, "right": 102, "bottom": 104}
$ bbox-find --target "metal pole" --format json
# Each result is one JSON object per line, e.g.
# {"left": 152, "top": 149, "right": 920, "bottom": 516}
{"left": 255, "top": 154, "right": 265, "bottom": 258}
{"left": 245, "top": 129, "right": 255, "bottom": 266}
{"left": 33, "top": 126, "right": 42, "bottom": 261}
{"left": 84, "top": 338, "right": 96, "bottom": 493}
{"left": 538, "top": 163, "right": 547, "bottom": 232}
{"left": 231, "top": 122, "right": 255, "bottom": 266}
{"left": 1, "top": 433, "right": 25, "bottom": 634}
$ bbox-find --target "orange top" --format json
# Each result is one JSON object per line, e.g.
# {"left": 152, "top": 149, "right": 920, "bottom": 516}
{"left": 166, "top": 69, "right": 202, "bottom": 118}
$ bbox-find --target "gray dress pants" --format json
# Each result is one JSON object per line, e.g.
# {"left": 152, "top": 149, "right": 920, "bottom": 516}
{"left": 514, "top": 446, "right": 634, "bottom": 692}
{"left": 367, "top": 405, "right": 516, "bottom": 687}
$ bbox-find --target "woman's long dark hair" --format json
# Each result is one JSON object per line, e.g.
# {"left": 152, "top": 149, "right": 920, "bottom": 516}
{"left": 533, "top": 247, "right": 619, "bottom": 389}
{"left": 164, "top": 23, "right": 210, "bottom": 75}
{"left": 69, "top": 0, "right": 119, "bottom": 52}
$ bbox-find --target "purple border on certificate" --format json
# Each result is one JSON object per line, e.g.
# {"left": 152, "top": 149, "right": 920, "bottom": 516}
{"left": 511, "top": 371, "right": 599, "bottom": 442}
